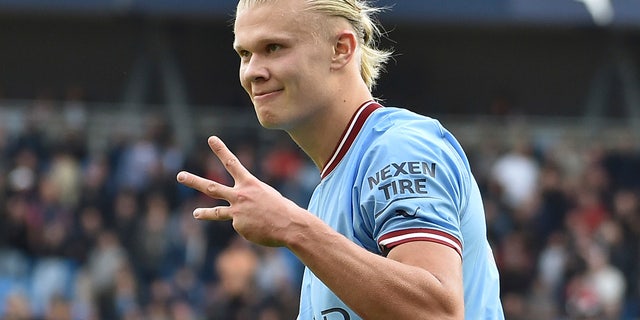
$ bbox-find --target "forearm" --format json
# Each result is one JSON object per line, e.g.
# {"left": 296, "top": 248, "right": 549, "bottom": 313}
{"left": 284, "top": 209, "right": 463, "bottom": 320}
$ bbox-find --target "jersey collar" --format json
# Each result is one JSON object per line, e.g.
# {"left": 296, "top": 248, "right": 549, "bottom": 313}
{"left": 320, "top": 100, "right": 383, "bottom": 179}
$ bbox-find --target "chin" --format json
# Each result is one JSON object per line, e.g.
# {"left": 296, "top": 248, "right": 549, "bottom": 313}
{"left": 256, "top": 114, "right": 284, "bottom": 130}
{"left": 258, "top": 121, "right": 281, "bottom": 130}
{"left": 254, "top": 103, "right": 295, "bottom": 130}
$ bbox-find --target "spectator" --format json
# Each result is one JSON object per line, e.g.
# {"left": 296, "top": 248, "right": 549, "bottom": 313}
{"left": 131, "top": 193, "right": 172, "bottom": 286}
{"left": 490, "top": 136, "right": 540, "bottom": 211}
{"left": 206, "top": 238, "right": 259, "bottom": 320}
{"left": 65, "top": 205, "right": 103, "bottom": 265}
{"left": 110, "top": 189, "right": 141, "bottom": 253}
{"left": 86, "top": 230, "right": 128, "bottom": 319}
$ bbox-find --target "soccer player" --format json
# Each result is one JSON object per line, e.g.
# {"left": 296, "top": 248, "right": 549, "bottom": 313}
{"left": 176, "top": 0, "right": 505, "bottom": 319}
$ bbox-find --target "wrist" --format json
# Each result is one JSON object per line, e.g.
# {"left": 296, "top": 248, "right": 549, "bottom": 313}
{"left": 282, "top": 208, "right": 313, "bottom": 250}
{"left": 282, "top": 206, "right": 327, "bottom": 249}
{"left": 284, "top": 209, "right": 338, "bottom": 259}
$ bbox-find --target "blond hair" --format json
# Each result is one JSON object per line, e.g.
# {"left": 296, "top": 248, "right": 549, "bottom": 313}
{"left": 236, "top": 0, "right": 392, "bottom": 90}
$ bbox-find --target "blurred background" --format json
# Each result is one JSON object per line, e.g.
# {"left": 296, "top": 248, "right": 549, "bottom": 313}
{"left": 1, "top": 0, "right": 640, "bottom": 319}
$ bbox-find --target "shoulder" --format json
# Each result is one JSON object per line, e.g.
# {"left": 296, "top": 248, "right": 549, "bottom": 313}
{"left": 363, "top": 107, "right": 454, "bottom": 163}
{"left": 370, "top": 106, "right": 442, "bottom": 134}
{"left": 357, "top": 106, "right": 472, "bottom": 194}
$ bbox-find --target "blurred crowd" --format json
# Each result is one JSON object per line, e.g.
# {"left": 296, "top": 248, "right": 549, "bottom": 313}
{"left": 0, "top": 95, "right": 317, "bottom": 320}
{"left": 475, "top": 130, "right": 640, "bottom": 320}
{"left": 2, "top": 95, "right": 640, "bottom": 320}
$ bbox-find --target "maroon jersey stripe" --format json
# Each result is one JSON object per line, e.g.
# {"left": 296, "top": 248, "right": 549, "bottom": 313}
{"left": 378, "top": 228, "right": 463, "bottom": 258}
{"left": 321, "top": 100, "right": 382, "bottom": 179}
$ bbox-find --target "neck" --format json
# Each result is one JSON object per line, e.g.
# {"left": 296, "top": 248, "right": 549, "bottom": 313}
{"left": 287, "top": 91, "right": 374, "bottom": 172}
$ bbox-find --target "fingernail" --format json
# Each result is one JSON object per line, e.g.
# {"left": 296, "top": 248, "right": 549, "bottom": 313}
{"left": 193, "top": 209, "right": 200, "bottom": 218}
{"left": 177, "top": 172, "right": 185, "bottom": 181}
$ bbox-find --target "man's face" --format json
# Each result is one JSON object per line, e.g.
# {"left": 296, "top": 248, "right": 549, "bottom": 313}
{"left": 233, "top": 0, "right": 335, "bottom": 130}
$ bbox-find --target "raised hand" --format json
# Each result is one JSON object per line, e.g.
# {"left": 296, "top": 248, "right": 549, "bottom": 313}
{"left": 176, "top": 136, "right": 307, "bottom": 247}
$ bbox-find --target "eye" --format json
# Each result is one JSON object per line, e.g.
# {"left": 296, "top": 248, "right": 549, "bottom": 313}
{"left": 266, "top": 44, "right": 282, "bottom": 53}
{"left": 237, "top": 49, "right": 251, "bottom": 59}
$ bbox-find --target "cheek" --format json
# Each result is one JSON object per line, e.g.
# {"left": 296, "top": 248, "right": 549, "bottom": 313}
{"left": 238, "top": 65, "right": 245, "bottom": 84}
{"left": 238, "top": 67, "right": 251, "bottom": 93}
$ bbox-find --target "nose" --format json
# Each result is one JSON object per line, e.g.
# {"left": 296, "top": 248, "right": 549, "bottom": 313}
{"left": 241, "top": 54, "right": 269, "bottom": 84}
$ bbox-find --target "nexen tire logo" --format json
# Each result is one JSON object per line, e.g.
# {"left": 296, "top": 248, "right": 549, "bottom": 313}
{"left": 366, "top": 161, "right": 437, "bottom": 200}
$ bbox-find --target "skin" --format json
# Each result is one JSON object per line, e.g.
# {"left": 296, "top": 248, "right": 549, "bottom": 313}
{"left": 177, "top": 0, "right": 464, "bottom": 318}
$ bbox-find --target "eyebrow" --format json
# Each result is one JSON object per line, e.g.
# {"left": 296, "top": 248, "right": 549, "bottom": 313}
{"left": 233, "top": 34, "right": 294, "bottom": 52}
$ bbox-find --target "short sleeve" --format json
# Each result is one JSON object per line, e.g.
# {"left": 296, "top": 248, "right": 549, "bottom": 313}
{"left": 357, "top": 120, "right": 469, "bottom": 258}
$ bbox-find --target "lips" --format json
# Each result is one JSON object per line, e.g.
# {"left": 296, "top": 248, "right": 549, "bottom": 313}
{"left": 253, "top": 89, "right": 283, "bottom": 98}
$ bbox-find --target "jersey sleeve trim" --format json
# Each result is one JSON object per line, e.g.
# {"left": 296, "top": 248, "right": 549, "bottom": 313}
{"left": 378, "top": 228, "right": 462, "bottom": 258}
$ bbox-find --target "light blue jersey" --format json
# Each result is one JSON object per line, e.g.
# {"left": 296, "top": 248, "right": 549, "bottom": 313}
{"left": 297, "top": 101, "right": 504, "bottom": 319}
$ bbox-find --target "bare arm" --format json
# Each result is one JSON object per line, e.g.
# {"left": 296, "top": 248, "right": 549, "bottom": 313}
{"left": 288, "top": 220, "right": 464, "bottom": 319}
{"left": 177, "top": 136, "right": 464, "bottom": 319}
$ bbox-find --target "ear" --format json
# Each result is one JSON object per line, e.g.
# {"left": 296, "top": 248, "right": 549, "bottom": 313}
{"left": 331, "top": 30, "right": 357, "bottom": 70}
